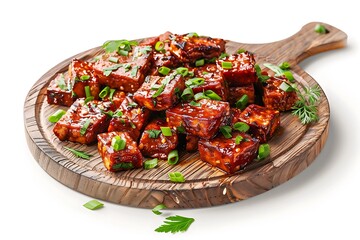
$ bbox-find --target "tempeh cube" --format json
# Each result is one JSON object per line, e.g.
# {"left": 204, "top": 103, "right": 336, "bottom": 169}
{"left": 261, "top": 76, "right": 298, "bottom": 111}
{"left": 170, "top": 34, "right": 225, "bottom": 63}
{"left": 53, "top": 99, "right": 112, "bottom": 144}
{"left": 47, "top": 72, "right": 74, "bottom": 107}
{"left": 138, "top": 119, "right": 178, "bottom": 160}
{"left": 238, "top": 104, "right": 280, "bottom": 143}
{"left": 93, "top": 46, "right": 153, "bottom": 92}
{"left": 133, "top": 72, "right": 185, "bottom": 111}
{"left": 166, "top": 99, "right": 230, "bottom": 140}
{"left": 198, "top": 132, "right": 259, "bottom": 173}
{"left": 108, "top": 96, "right": 151, "bottom": 140}
{"left": 191, "top": 64, "right": 228, "bottom": 101}
{"left": 217, "top": 52, "right": 257, "bottom": 86}
{"left": 97, "top": 131, "right": 143, "bottom": 172}
{"left": 228, "top": 84, "right": 255, "bottom": 106}
{"left": 69, "top": 59, "right": 100, "bottom": 99}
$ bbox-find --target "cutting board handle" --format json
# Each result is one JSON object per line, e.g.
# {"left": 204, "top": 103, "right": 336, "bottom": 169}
{"left": 265, "top": 22, "right": 347, "bottom": 64}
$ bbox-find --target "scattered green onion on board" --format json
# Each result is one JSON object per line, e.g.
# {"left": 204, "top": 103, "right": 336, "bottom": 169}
{"left": 168, "top": 171, "right": 185, "bottom": 182}
{"left": 48, "top": 109, "right": 66, "bottom": 123}
{"left": 144, "top": 158, "right": 158, "bottom": 170}
{"left": 167, "top": 150, "right": 179, "bottom": 165}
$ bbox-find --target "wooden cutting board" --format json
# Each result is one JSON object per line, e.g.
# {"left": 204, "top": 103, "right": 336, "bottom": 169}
{"left": 24, "top": 22, "right": 346, "bottom": 209}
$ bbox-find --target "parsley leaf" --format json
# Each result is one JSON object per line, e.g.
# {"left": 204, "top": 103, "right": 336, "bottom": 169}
{"left": 64, "top": 146, "right": 92, "bottom": 160}
{"left": 155, "top": 215, "right": 195, "bottom": 233}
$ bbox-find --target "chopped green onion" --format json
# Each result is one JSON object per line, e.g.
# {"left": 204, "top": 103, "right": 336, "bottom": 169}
{"left": 167, "top": 150, "right": 179, "bottom": 165}
{"left": 204, "top": 90, "right": 221, "bottom": 100}
{"left": 195, "top": 59, "right": 205, "bottom": 67}
{"left": 48, "top": 109, "right": 66, "bottom": 123}
{"left": 152, "top": 84, "right": 165, "bottom": 98}
{"left": 160, "top": 127, "right": 173, "bottom": 137}
{"left": 181, "top": 87, "right": 194, "bottom": 100}
{"left": 237, "top": 49, "right": 246, "bottom": 54}
{"left": 80, "top": 118, "right": 91, "bottom": 136}
{"left": 130, "top": 66, "right": 139, "bottom": 77}
{"left": 279, "top": 61, "right": 291, "bottom": 70}
{"left": 219, "top": 52, "right": 229, "bottom": 59}
{"left": 84, "top": 96, "right": 94, "bottom": 104}
{"left": 108, "top": 56, "right": 118, "bottom": 63}
{"left": 177, "top": 125, "right": 186, "bottom": 134}
{"left": 118, "top": 49, "right": 129, "bottom": 56}
{"left": 279, "top": 82, "right": 295, "bottom": 92}
{"left": 206, "top": 57, "right": 217, "bottom": 63}
{"left": 109, "top": 88, "right": 116, "bottom": 101}
{"left": 255, "top": 64, "right": 270, "bottom": 82}
{"left": 83, "top": 200, "right": 104, "bottom": 210}
{"left": 147, "top": 129, "right": 162, "bottom": 138}
{"left": 257, "top": 143, "right": 270, "bottom": 160}
{"left": 185, "top": 77, "right": 205, "bottom": 87}
{"left": 194, "top": 92, "right": 209, "bottom": 101}
{"left": 283, "top": 71, "right": 295, "bottom": 82}
{"left": 64, "top": 146, "right": 92, "bottom": 160}
{"left": 152, "top": 203, "right": 166, "bottom": 215}
{"left": 188, "top": 71, "right": 194, "bottom": 77}
{"left": 235, "top": 94, "right": 249, "bottom": 110}
{"left": 123, "top": 64, "right": 131, "bottom": 72}
{"left": 144, "top": 158, "right": 158, "bottom": 170}
{"left": 80, "top": 75, "right": 90, "bottom": 81}
{"left": 102, "top": 110, "right": 114, "bottom": 118}
{"left": 189, "top": 100, "right": 201, "bottom": 107}
{"left": 99, "top": 86, "right": 110, "bottom": 99}
{"left": 220, "top": 126, "right": 232, "bottom": 138}
{"left": 235, "top": 135, "right": 243, "bottom": 144}
{"left": 84, "top": 86, "right": 91, "bottom": 98}
{"left": 111, "top": 136, "right": 126, "bottom": 151}
{"left": 176, "top": 67, "right": 189, "bottom": 77}
{"left": 155, "top": 41, "right": 165, "bottom": 52}
{"left": 187, "top": 32, "right": 198, "bottom": 37}
{"left": 158, "top": 66, "right": 171, "bottom": 75}
{"left": 127, "top": 101, "right": 138, "bottom": 108}
{"left": 314, "top": 24, "right": 328, "bottom": 34}
{"left": 168, "top": 171, "right": 185, "bottom": 182}
{"left": 113, "top": 110, "right": 123, "bottom": 117}
{"left": 221, "top": 61, "right": 233, "bottom": 69}
{"left": 113, "top": 162, "right": 134, "bottom": 170}
{"left": 233, "top": 122, "right": 250, "bottom": 132}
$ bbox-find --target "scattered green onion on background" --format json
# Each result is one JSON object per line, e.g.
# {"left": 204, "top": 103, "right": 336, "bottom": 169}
{"left": 83, "top": 199, "right": 104, "bottom": 210}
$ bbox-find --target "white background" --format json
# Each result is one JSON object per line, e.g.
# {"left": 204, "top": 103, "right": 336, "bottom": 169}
{"left": 1, "top": 0, "right": 359, "bottom": 239}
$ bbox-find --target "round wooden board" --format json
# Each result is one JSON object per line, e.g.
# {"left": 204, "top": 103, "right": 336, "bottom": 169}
{"left": 24, "top": 22, "right": 346, "bottom": 209}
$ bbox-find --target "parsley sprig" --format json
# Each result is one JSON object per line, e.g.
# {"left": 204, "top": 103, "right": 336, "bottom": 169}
{"left": 155, "top": 215, "right": 195, "bottom": 233}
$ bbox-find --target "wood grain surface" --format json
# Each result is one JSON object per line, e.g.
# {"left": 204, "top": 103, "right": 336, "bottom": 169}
{"left": 24, "top": 22, "right": 347, "bottom": 208}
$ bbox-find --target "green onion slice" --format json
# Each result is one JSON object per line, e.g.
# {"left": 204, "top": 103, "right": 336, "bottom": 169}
{"left": 160, "top": 127, "right": 172, "bottom": 137}
{"left": 189, "top": 100, "right": 201, "bottom": 107}
{"left": 204, "top": 90, "right": 221, "bottom": 100}
{"left": 109, "top": 88, "right": 116, "bottom": 101}
{"left": 111, "top": 136, "right": 126, "bottom": 151}
{"left": 195, "top": 59, "right": 205, "bottom": 67}
{"left": 113, "top": 162, "right": 134, "bottom": 170}
{"left": 283, "top": 71, "right": 295, "bottom": 82}
{"left": 233, "top": 122, "right": 250, "bottom": 132}
{"left": 108, "top": 56, "right": 118, "bottom": 63}
{"left": 152, "top": 84, "right": 165, "bottom": 98}
{"left": 147, "top": 129, "right": 162, "bottom": 138}
{"left": 185, "top": 77, "right": 205, "bottom": 87}
{"left": 155, "top": 41, "right": 165, "bottom": 52}
{"left": 80, "top": 118, "right": 91, "bottom": 136}
{"left": 177, "top": 125, "right": 186, "bottom": 134}
{"left": 152, "top": 203, "right": 166, "bottom": 215}
{"left": 279, "top": 82, "right": 295, "bottom": 92}
{"left": 181, "top": 87, "right": 194, "bottom": 100}
{"left": 83, "top": 200, "right": 104, "bottom": 210}
{"left": 167, "top": 150, "right": 179, "bottom": 165}
{"left": 99, "top": 86, "right": 110, "bottom": 99}
{"left": 219, "top": 52, "right": 229, "bottom": 59}
{"left": 314, "top": 24, "right": 328, "bottom": 34}
{"left": 235, "top": 94, "right": 249, "bottom": 110}
{"left": 144, "top": 158, "right": 158, "bottom": 170}
{"left": 221, "top": 61, "right": 233, "bottom": 69}
{"left": 279, "top": 61, "right": 291, "bottom": 70}
{"left": 48, "top": 109, "right": 66, "bottom": 123}
{"left": 168, "top": 171, "right": 185, "bottom": 182}
{"left": 176, "top": 67, "right": 189, "bottom": 77}
{"left": 158, "top": 66, "right": 171, "bottom": 75}
{"left": 130, "top": 66, "right": 138, "bottom": 77}
{"left": 80, "top": 75, "right": 90, "bottom": 81}
{"left": 237, "top": 49, "right": 246, "bottom": 54}
{"left": 235, "top": 135, "right": 243, "bottom": 144}
{"left": 84, "top": 86, "right": 91, "bottom": 98}
{"left": 220, "top": 126, "right": 232, "bottom": 139}
{"left": 257, "top": 143, "right": 270, "bottom": 160}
